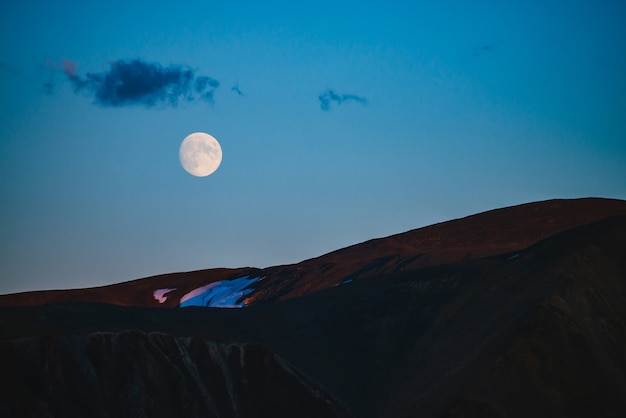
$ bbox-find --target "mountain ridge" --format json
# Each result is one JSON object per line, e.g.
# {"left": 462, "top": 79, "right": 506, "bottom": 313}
{"left": 1, "top": 212, "right": 626, "bottom": 417}
{"left": 2, "top": 197, "right": 625, "bottom": 308}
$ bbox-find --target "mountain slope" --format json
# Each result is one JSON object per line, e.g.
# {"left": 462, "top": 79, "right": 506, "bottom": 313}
{"left": 1, "top": 197, "right": 626, "bottom": 307}
{"left": 251, "top": 197, "right": 626, "bottom": 303}
{"left": 1, "top": 210, "right": 625, "bottom": 417}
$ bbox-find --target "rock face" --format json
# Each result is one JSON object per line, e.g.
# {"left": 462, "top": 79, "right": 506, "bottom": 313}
{"left": 1, "top": 198, "right": 626, "bottom": 417}
{"left": 1, "top": 332, "right": 347, "bottom": 418}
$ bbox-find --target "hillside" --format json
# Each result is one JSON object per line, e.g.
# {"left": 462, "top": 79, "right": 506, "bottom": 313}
{"left": 1, "top": 198, "right": 626, "bottom": 417}
{"left": 2, "top": 197, "right": 625, "bottom": 307}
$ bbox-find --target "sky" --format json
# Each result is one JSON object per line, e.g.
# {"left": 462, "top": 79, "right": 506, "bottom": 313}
{"left": 1, "top": 0, "right": 625, "bottom": 294}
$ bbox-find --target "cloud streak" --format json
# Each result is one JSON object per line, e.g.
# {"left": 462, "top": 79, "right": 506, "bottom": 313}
{"left": 473, "top": 41, "right": 501, "bottom": 57}
{"left": 231, "top": 82, "right": 244, "bottom": 96}
{"left": 318, "top": 89, "right": 367, "bottom": 111}
{"left": 60, "top": 59, "right": 220, "bottom": 107}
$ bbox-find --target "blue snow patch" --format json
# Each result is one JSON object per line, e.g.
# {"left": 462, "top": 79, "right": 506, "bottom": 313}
{"left": 341, "top": 279, "right": 353, "bottom": 285}
{"left": 179, "top": 276, "right": 259, "bottom": 308}
{"left": 507, "top": 253, "right": 520, "bottom": 261}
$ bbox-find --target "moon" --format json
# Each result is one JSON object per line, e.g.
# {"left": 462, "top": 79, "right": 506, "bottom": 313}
{"left": 179, "top": 132, "right": 222, "bottom": 177}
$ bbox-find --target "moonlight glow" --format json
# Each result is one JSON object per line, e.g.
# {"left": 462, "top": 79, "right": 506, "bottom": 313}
{"left": 179, "top": 132, "right": 222, "bottom": 177}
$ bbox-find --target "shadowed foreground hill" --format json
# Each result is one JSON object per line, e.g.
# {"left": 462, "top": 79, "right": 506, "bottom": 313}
{"left": 1, "top": 199, "right": 626, "bottom": 417}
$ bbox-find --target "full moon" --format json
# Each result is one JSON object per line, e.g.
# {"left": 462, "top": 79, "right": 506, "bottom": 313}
{"left": 179, "top": 132, "right": 222, "bottom": 177}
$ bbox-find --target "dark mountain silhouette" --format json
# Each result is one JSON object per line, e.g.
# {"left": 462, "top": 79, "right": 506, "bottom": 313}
{"left": 1, "top": 197, "right": 626, "bottom": 417}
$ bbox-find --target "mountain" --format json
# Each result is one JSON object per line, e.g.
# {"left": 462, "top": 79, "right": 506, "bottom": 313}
{"left": 2, "top": 197, "right": 626, "bottom": 308}
{"left": 1, "top": 197, "right": 626, "bottom": 417}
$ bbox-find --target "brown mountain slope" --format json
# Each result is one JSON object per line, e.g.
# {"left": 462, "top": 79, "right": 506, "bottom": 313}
{"left": 251, "top": 197, "right": 626, "bottom": 303}
{"left": 1, "top": 214, "right": 625, "bottom": 417}
{"left": 1, "top": 197, "right": 625, "bottom": 308}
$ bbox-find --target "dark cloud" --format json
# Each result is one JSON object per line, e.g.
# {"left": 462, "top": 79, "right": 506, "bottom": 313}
{"left": 60, "top": 59, "right": 220, "bottom": 107}
{"left": 194, "top": 76, "right": 220, "bottom": 90}
{"left": 318, "top": 89, "right": 367, "bottom": 111}
{"left": 193, "top": 76, "right": 220, "bottom": 103}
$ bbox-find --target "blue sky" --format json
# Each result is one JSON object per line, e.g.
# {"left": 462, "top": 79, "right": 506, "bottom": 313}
{"left": 1, "top": 0, "right": 625, "bottom": 294}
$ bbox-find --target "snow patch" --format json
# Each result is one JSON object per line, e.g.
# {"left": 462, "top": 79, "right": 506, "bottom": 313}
{"left": 179, "top": 276, "right": 259, "bottom": 308}
{"left": 153, "top": 288, "right": 177, "bottom": 304}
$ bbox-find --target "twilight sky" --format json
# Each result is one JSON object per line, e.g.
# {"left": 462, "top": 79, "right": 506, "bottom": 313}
{"left": 1, "top": 0, "right": 625, "bottom": 294}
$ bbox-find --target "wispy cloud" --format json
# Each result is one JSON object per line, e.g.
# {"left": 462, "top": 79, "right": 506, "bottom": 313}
{"left": 231, "top": 82, "right": 244, "bottom": 96}
{"left": 473, "top": 41, "right": 501, "bottom": 57}
{"left": 58, "top": 58, "right": 220, "bottom": 107}
{"left": 41, "top": 59, "right": 59, "bottom": 94}
{"left": 318, "top": 89, "right": 367, "bottom": 111}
